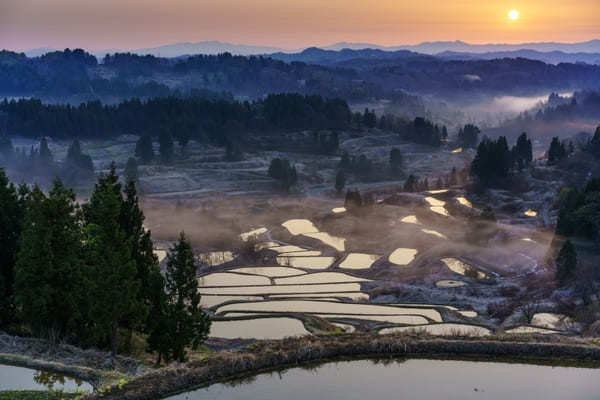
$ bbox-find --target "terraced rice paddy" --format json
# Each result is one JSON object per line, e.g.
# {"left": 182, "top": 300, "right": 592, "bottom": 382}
{"left": 456, "top": 197, "right": 473, "bottom": 208}
{"left": 389, "top": 248, "right": 418, "bottom": 265}
{"left": 276, "top": 255, "right": 336, "bottom": 269}
{"left": 273, "top": 272, "right": 370, "bottom": 285}
{"left": 339, "top": 253, "right": 381, "bottom": 269}
{"left": 436, "top": 280, "right": 467, "bottom": 288}
{"left": 200, "top": 283, "right": 363, "bottom": 295}
{"left": 421, "top": 229, "right": 448, "bottom": 239}
{"left": 401, "top": 215, "right": 421, "bottom": 224}
{"left": 332, "top": 207, "right": 347, "bottom": 213}
{"left": 531, "top": 313, "right": 570, "bottom": 330}
{"left": 524, "top": 209, "right": 538, "bottom": 217}
{"left": 198, "top": 251, "right": 235, "bottom": 266}
{"left": 441, "top": 258, "right": 487, "bottom": 279}
{"left": 282, "top": 219, "right": 318, "bottom": 235}
{"left": 230, "top": 267, "right": 306, "bottom": 277}
{"left": 240, "top": 227, "right": 268, "bottom": 241}
{"left": 505, "top": 326, "right": 560, "bottom": 335}
{"left": 209, "top": 318, "right": 310, "bottom": 339}
{"left": 199, "top": 273, "right": 271, "bottom": 286}
{"left": 380, "top": 323, "right": 490, "bottom": 337}
{"left": 217, "top": 300, "right": 443, "bottom": 322}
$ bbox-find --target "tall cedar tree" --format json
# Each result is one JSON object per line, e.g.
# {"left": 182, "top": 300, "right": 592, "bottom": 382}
{"left": 120, "top": 179, "right": 163, "bottom": 335}
{"left": 0, "top": 170, "right": 25, "bottom": 325}
{"left": 135, "top": 135, "right": 154, "bottom": 164}
{"left": 124, "top": 157, "right": 139, "bottom": 183}
{"left": 83, "top": 164, "right": 142, "bottom": 355}
{"left": 335, "top": 170, "right": 346, "bottom": 194}
{"left": 513, "top": 132, "right": 533, "bottom": 170}
{"left": 156, "top": 233, "right": 210, "bottom": 363}
{"left": 548, "top": 137, "right": 567, "bottom": 165}
{"left": 15, "top": 180, "right": 86, "bottom": 337}
{"left": 390, "top": 148, "right": 403, "bottom": 173}
{"left": 159, "top": 129, "right": 174, "bottom": 164}
{"left": 556, "top": 240, "right": 577, "bottom": 285}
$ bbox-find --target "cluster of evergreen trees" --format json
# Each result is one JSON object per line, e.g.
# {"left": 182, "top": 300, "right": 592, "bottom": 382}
{"left": 0, "top": 166, "right": 210, "bottom": 363}
{"left": 268, "top": 158, "right": 298, "bottom": 192}
{"left": 470, "top": 133, "right": 533, "bottom": 186}
{"left": 0, "top": 137, "right": 94, "bottom": 186}
{"left": 0, "top": 94, "right": 353, "bottom": 144}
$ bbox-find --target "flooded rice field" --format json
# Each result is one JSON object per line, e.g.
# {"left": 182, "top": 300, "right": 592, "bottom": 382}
{"left": 166, "top": 359, "right": 600, "bottom": 400}
{"left": 182, "top": 189, "right": 561, "bottom": 340}
{"left": 0, "top": 365, "right": 92, "bottom": 392}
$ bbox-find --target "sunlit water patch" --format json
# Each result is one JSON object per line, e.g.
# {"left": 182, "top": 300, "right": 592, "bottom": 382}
{"left": 524, "top": 209, "right": 538, "bottom": 217}
{"left": 303, "top": 232, "right": 346, "bottom": 251}
{"left": 401, "top": 215, "right": 421, "bottom": 225}
{"left": 199, "top": 273, "right": 271, "bottom": 287}
{"left": 198, "top": 251, "right": 235, "bottom": 266}
{"left": 209, "top": 318, "right": 309, "bottom": 339}
{"left": 200, "top": 283, "right": 362, "bottom": 296}
{"left": 456, "top": 197, "right": 473, "bottom": 208}
{"left": 270, "top": 245, "right": 309, "bottom": 253}
{"left": 218, "top": 300, "right": 442, "bottom": 321}
{"left": 165, "top": 358, "right": 600, "bottom": 400}
{"left": 0, "top": 365, "right": 92, "bottom": 392}
{"left": 276, "top": 256, "right": 335, "bottom": 269}
{"left": 425, "top": 196, "right": 445, "bottom": 207}
{"left": 441, "top": 258, "right": 487, "bottom": 279}
{"left": 230, "top": 267, "right": 306, "bottom": 277}
{"left": 280, "top": 250, "right": 323, "bottom": 256}
{"left": 332, "top": 322, "right": 356, "bottom": 333}
{"left": 270, "top": 293, "right": 369, "bottom": 301}
{"left": 451, "top": 147, "right": 463, "bottom": 153}
{"left": 282, "top": 219, "right": 318, "bottom": 235}
{"left": 332, "top": 207, "right": 347, "bottom": 214}
{"left": 380, "top": 323, "right": 490, "bottom": 337}
{"left": 153, "top": 250, "right": 167, "bottom": 263}
{"left": 274, "top": 272, "right": 370, "bottom": 285}
{"left": 531, "top": 313, "right": 571, "bottom": 330}
{"left": 240, "top": 227, "right": 268, "bottom": 241}
{"left": 436, "top": 280, "right": 467, "bottom": 288}
{"left": 505, "top": 326, "right": 560, "bottom": 335}
{"left": 427, "top": 190, "right": 449, "bottom": 195}
{"left": 339, "top": 253, "right": 381, "bottom": 269}
{"left": 389, "top": 248, "right": 418, "bottom": 266}
{"left": 421, "top": 229, "right": 448, "bottom": 239}
{"left": 317, "top": 314, "right": 430, "bottom": 325}
{"left": 200, "top": 295, "right": 263, "bottom": 308}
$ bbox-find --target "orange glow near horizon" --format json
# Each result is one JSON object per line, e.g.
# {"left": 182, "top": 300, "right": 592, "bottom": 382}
{"left": 0, "top": 0, "right": 598, "bottom": 51}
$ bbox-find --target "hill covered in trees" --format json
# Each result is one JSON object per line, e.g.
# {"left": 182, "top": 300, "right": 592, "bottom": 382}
{"left": 2, "top": 48, "right": 600, "bottom": 103}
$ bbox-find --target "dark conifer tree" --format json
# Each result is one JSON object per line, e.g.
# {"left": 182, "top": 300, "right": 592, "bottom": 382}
{"left": 152, "top": 232, "right": 210, "bottom": 363}
{"left": 556, "top": 240, "right": 577, "bottom": 285}
{"left": 83, "top": 164, "right": 142, "bottom": 355}
{"left": 159, "top": 128, "right": 174, "bottom": 164}
{"left": 390, "top": 148, "right": 403, "bottom": 174}
{"left": 0, "top": 170, "right": 25, "bottom": 326}
{"left": 335, "top": 170, "right": 346, "bottom": 194}
{"left": 15, "top": 180, "right": 86, "bottom": 338}
{"left": 135, "top": 135, "right": 154, "bottom": 164}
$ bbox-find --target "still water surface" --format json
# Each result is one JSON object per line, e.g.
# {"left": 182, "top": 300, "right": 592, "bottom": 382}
{"left": 167, "top": 359, "right": 600, "bottom": 400}
{"left": 0, "top": 364, "right": 92, "bottom": 392}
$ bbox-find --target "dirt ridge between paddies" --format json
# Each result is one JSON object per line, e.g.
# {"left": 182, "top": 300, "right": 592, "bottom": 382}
{"left": 84, "top": 333, "right": 600, "bottom": 400}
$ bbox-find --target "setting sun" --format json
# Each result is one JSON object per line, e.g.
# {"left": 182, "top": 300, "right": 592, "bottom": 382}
{"left": 508, "top": 9, "right": 520, "bottom": 20}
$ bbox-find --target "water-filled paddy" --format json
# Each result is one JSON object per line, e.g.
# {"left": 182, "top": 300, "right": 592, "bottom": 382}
{"left": 270, "top": 293, "right": 369, "bottom": 301}
{"left": 200, "top": 283, "right": 362, "bottom": 295}
{"left": 388, "top": 248, "right": 418, "bottom": 265}
{"left": 198, "top": 251, "right": 235, "bottom": 266}
{"left": 456, "top": 197, "right": 473, "bottom": 208}
{"left": 166, "top": 359, "right": 600, "bottom": 400}
{"left": 230, "top": 267, "right": 306, "bottom": 277}
{"left": 217, "top": 300, "right": 442, "bottom": 321}
{"left": 276, "top": 256, "right": 336, "bottom": 269}
{"left": 303, "top": 232, "right": 346, "bottom": 251}
{"left": 240, "top": 227, "right": 268, "bottom": 241}
{"left": 199, "top": 273, "right": 271, "bottom": 287}
{"left": 153, "top": 249, "right": 167, "bottom": 263}
{"left": 421, "top": 229, "right": 448, "bottom": 239}
{"left": 273, "top": 272, "right": 369, "bottom": 285}
{"left": 524, "top": 209, "right": 538, "bottom": 217}
{"left": 209, "top": 318, "right": 309, "bottom": 339}
{"left": 0, "top": 365, "right": 92, "bottom": 392}
{"left": 401, "top": 215, "right": 420, "bottom": 225}
{"left": 339, "top": 253, "right": 381, "bottom": 269}
{"left": 282, "top": 219, "right": 318, "bottom": 235}
{"left": 441, "top": 258, "right": 487, "bottom": 279}
{"left": 505, "top": 326, "right": 560, "bottom": 335}
{"left": 200, "top": 295, "right": 263, "bottom": 308}
{"left": 531, "top": 313, "right": 570, "bottom": 330}
{"left": 436, "top": 280, "right": 467, "bottom": 288}
{"left": 380, "top": 323, "right": 490, "bottom": 336}
{"left": 332, "top": 207, "right": 346, "bottom": 213}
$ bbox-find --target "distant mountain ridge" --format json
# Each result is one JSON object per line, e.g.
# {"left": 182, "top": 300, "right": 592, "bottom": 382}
{"left": 22, "top": 39, "right": 600, "bottom": 59}
{"left": 322, "top": 40, "right": 600, "bottom": 54}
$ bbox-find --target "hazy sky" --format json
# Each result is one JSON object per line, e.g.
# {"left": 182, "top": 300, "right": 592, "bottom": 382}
{"left": 1, "top": 0, "right": 599, "bottom": 51}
